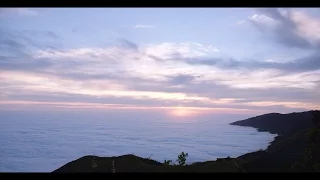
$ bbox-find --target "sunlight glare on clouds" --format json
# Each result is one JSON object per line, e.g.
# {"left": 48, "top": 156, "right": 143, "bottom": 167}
{"left": 169, "top": 106, "right": 199, "bottom": 117}
{"left": 0, "top": 71, "right": 210, "bottom": 102}
{"left": 1, "top": 8, "right": 320, "bottom": 113}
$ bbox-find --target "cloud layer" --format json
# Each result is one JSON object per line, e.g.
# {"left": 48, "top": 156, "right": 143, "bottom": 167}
{"left": 1, "top": 8, "right": 320, "bottom": 114}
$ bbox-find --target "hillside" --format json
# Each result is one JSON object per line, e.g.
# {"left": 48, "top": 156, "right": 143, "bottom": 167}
{"left": 230, "top": 111, "right": 314, "bottom": 136}
{"left": 53, "top": 110, "right": 319, "bottom": 173}
{"left": 53, "top": 155, "right": 246, "bottom": 172}
{"left": 236, "top": 129, "right": 310, "bottom": 172}
{"left": 230, "top": 110, "right": 319, "bottom": 172}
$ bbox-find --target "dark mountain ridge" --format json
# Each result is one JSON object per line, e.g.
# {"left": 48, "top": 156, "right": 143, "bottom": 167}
{"left": 53, "top": 110, "right": 319, "bottom": 172}
{"left": 230, "top": 110, "right": 314, "bottom": 136}
{"left": 229, "top": 110, "right": 318, "bottom": 172}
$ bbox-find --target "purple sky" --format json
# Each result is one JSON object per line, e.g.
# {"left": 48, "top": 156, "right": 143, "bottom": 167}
{"left": 0, "top": 8, "right": 320, "bottom": 115}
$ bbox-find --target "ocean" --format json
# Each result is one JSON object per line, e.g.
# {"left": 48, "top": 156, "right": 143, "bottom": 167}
{"left": 0, "top": 110, "right": 276, "bottom": 172}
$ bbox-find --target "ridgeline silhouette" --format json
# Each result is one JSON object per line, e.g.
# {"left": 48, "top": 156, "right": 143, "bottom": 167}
{"left": 53, "top": 110, "right": 320, "bottom": 172}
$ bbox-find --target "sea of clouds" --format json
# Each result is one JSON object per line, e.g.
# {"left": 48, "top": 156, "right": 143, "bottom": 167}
{"left": 0, "top": 110, "right": 276, "bottom": 172}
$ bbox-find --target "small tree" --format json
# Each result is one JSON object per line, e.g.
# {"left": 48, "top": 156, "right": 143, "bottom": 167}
{"left": 176, "top": 152, "right": 188, "bottom": 166}
{"left": 163, "top": 160, "right": 172, "bottom": 166}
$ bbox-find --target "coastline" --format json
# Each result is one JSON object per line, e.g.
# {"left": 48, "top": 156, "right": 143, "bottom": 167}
{"left": 53, "top": 110, "right": 315, "bottom": 172}
{"left": 229, "top": 124, "right": 279, "bottom": 152}
{"left": 52, "top": 124, "right": 283, "bottom": 172}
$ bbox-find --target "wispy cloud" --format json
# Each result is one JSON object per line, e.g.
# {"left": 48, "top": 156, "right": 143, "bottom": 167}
{"left": 1, "top": 9, "right": 320, "bottom": 114}
{"left": 246, "top": 8, "right": 320, "bottom": 49}
{"left": 0, "top": 8, "right": 39, "bottom": 17}
{"left": 235, "top": 20, "right": 246, "bottom": 25}
{"left": 134, "top": 24, "right": 155, "bottom": 28}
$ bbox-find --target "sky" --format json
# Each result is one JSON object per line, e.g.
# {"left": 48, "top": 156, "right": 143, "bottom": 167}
{"left": 0, "top": 8, "right": 320, "bottom": 116}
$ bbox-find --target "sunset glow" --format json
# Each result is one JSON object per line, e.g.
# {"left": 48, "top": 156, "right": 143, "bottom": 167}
{"left": 169, "top": 106, "right": 199, "bottom": 117}
{"left": 1, "top": 8, "right": 320, "bottom": 114}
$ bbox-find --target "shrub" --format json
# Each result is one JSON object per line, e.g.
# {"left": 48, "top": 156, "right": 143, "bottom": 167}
{"left": 177, "top": 152, "right": 188, "bottom": 166}
{"left": 162, "top": 152, "right": 189, "bottom": 166}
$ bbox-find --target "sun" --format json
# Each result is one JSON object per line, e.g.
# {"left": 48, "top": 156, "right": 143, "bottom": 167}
{"left": 169, "top": 106, "right": 197, "bottom": 117}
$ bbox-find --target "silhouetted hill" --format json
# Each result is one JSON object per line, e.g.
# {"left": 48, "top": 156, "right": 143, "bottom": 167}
{"left": 53, "top": 110, "right": 318, "bottom": 172}
{"left": 230, "top": 111, "right": 314, "bottom": 136}
{"left": 237, "top": 129, "right": 310, "bottom": 172}
{"left": 53, "top": 154, "right": 245, "bottom": 172}
{"left": 230, "top": 110, "right": 317, "bottom": 172}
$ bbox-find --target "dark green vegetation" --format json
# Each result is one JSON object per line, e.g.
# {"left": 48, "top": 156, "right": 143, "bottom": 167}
{"left": 53, "top": 110, "right": 320, "bottom": 172}
{"left": 53, "top": 153, "right": 246, "bottom": 172}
